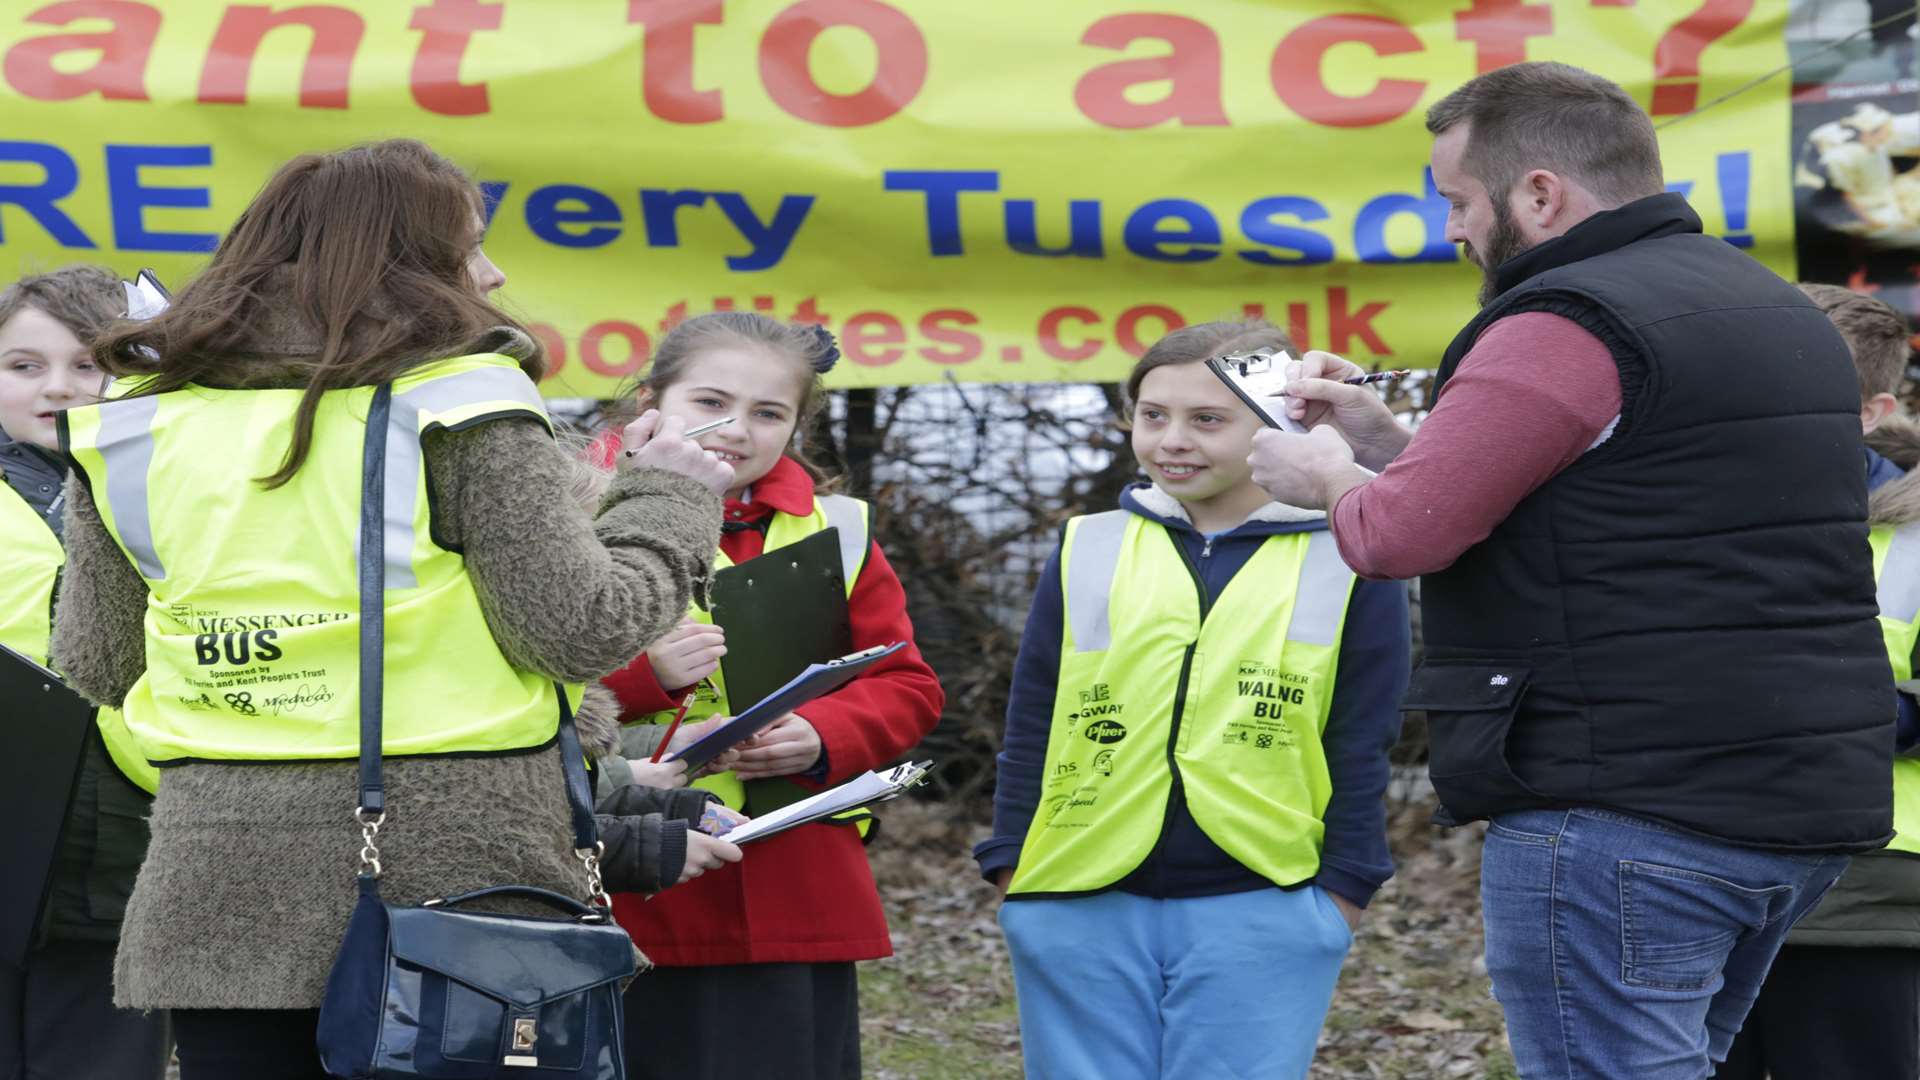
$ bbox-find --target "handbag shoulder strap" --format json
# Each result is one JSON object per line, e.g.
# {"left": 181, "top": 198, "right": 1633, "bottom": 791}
{"left": 355, "top": 383, "right": 604, "bottom": 887}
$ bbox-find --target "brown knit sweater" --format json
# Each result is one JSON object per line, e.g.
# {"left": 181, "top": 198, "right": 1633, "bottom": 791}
{"left": 51, "top": 336, "right": 721, "bottom": 1010}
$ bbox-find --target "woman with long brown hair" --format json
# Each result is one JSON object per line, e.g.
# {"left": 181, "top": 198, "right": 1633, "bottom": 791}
{"left": 51, "top": 138, "right": 733, "bottom": 1079}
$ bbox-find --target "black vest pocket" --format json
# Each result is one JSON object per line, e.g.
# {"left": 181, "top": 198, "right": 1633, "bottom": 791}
{"left": 1404, "top": 660, "right": 1538, "bottom": 822}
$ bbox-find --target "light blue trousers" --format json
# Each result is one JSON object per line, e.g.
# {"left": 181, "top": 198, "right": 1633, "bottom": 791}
{"left": 998, "top": 887, "right": 1352, "bottom": 1080}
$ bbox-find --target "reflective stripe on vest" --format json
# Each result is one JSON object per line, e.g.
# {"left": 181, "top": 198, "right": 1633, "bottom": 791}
{"left": 1871, "top": 522, "right": 1920, "bottom": 856}
{"left": 0, "top": 482, "right": 61, "bottom": 665}
{"left": 0, "top": 484, "right": 159, "bottom": 792}
{"left": 63, "top": 354, "right": 579, "bottom": 765}
{"left": 1008, "top": 511, "right": 1356, "bottom": 897}
{"left": 640, "top": 494, "right": 870, "bottom": 822}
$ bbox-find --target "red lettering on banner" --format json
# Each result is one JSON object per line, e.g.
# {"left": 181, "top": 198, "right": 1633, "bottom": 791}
{"left": 918, "top": 309, "right": 982, "bottom": 364}
{"left": 1115, "top": 304, "right": 1184, "bottom": 357}
{"left": 758, "top": 0, "right": 926, "bottom": 127}
{"left": 788, "top": 297, "right": 829, "bottom": 327}
{"left": 843, "top": 311, "right": 906, "bottom": 365}
{"left": 1453, "top": 0, "right": 1552, "bottom": 74}
{"left": 1038, "top": 307, "right": 1101, "bottom": 362}
{"left": 1328, "top": 287, "right": 1389, "bottom": 354}
{"left": 528, "top": 322, "right": 568, "bottom": 376}
{"left": 3, "top": 1, "right": 158, "bottom": 102}
{"left": 580, "top": 320, "right": 651, "bottom": 377}
{"left": 408, "top": 0, "right": 501, "bottom": 116}
{"left": 1270, "top": 14, "right": 1425, "bottom": 128}
{"left": 199, "top": 4, "right": 364, "bottom": 108}
{"left": 629, "top": 0, "right": 724, "bottom": 123}
{"left": 1074, "top": 14, "right": 1227, "bottom": 130}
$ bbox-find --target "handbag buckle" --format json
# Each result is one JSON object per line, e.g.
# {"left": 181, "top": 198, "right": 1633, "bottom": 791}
{"left": 504, "top": 1016, "right": 538, "bottom": 1065}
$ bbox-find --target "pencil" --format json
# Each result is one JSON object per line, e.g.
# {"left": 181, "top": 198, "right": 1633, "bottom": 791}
{"left": 650, "top": 688, "right": 700, "bottom": 764}
{"left": 1338, "top": 369, "right": 1412, "bottom": 386}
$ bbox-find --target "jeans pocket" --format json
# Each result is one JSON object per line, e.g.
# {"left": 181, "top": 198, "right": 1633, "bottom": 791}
{"left": 1404, "top": 660, "right": 1536, "bottom": 820}
{"left": 1618, "top": 860, "right": 1790, "bottom": 991}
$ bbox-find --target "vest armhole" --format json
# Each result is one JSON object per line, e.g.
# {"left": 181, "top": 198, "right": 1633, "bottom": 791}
{"left": 418, "top": 407, "right": 551, "bottom": 555}
{"left": 1491, "top": 290, "right": 1649, "bottom": 468}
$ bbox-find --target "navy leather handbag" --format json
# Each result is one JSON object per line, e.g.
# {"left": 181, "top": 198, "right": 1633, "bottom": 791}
{"left": 316, "top": 384, "right": 636, "bottom": 1079}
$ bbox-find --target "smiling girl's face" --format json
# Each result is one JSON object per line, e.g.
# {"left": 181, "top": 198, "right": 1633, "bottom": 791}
{"left": 645, "top": 345, "right": 808, "bottom": 501}
{"left": 0, "top": 306, "right": 105, "bottom": 451}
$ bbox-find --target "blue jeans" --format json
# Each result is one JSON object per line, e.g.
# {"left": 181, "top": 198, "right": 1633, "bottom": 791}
{"left": 1481, "top": 809, "right": 1848, "bottom": 1080}
{"left": 998, "top": 887, "right": 1351, "bottom": 1079}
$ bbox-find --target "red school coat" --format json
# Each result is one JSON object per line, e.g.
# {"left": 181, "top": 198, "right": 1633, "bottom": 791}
{"left": 604, "top": 455, "right": 945, "bottom": 965}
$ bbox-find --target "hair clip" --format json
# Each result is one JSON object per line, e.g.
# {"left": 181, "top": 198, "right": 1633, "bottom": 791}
{"left": 808, "top": 324, "right": 840, "bottom": 374}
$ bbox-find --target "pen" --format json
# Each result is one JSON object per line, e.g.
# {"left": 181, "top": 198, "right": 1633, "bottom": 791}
{"left": 624, "top": 415, "right": 736, "bottom": 458}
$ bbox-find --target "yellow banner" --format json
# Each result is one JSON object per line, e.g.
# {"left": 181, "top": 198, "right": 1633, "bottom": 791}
{"left": 0, "top": 0, "right": 1790, "bottom": 395}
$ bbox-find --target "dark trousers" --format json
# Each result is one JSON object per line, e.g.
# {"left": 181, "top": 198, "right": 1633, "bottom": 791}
{"left": 173, "top": 1008, "right": 327, "bottom": 1080}
{"left": 622, "top": 962, "right": 859, "bottom": 1080}
{"left": 1715, "top": 945, "right": 1920, "bottom": 1080}
{"left": 0, "top": 939, "right": 170, "bottom": 1080}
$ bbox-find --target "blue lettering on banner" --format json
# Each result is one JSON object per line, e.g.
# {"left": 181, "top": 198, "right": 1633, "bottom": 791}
{"left": 0, "top": 140, "right": 92, "bottom": 248}
{"left": 106, "top": 144, "right": 217, "bottom": 253}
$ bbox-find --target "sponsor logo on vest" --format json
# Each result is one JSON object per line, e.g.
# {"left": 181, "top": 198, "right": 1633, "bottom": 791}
{"left": 1067, "top": 682, "right": 1124, "bottom": 723}
{"left": 1489, "top": 674, "right": 1510, "bottom": 687}
{"left": 1084, "top": 720, "right": 1127, "bottom": 744}
{"left": 1092, "top": 749, "right": 1114, "bottom": 775}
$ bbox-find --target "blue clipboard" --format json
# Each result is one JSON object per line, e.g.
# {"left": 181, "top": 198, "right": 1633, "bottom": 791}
{"left": 666, "top": 641, "right": 906, "bottom": 771}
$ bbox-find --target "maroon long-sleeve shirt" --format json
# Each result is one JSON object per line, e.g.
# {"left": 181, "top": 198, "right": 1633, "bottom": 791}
{"left": 1332, "top": 311, "right": 1623, "bottom": 580}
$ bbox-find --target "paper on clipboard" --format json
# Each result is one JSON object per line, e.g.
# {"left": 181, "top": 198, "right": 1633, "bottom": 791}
{"left": 666, "top": 642, "right": 906, "bottom": 770}
{"left": 719, "top": 760, "right": 934, "bottom": 844}
{"left": 1203, "top": 347, "right": 1308, "bottom": 433}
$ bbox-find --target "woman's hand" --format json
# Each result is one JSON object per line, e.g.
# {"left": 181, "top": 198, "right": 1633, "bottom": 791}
{"left": 679, "top": 831, "right": 743, "bottom": 883}
{"left": 626, "top": 757, "right": 688, "bottom": 789}
{"left": 620, "top": 409, "right": 734, "bottom": 494}
{"left": 648, "top": 618, "right": 726, "bottom": 690}
{"left": 729, "top": 713, "right": 823, "bottom": 780}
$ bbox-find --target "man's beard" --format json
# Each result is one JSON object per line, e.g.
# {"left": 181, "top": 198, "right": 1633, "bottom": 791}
{"left": 1465, "top": 201, "right": 1531, "bottom": 307}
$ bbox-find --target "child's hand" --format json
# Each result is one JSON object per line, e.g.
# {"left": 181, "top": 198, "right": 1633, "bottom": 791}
{"left": 729, "top": 713, "right": 823, "bottom": 780}
{"left": 679, "top": 832, "right": 743, "bottom": 883}
{"left": 1327, "top": 890, "right": 1363, "bottom": 932}
{"left": 627, "top": 757, "right": 689, "bottom": 789}
{"left": 648, "top": 617, "right": 726, "bottom": 690}
{"left": 992, "top": 868, "right": 1012, "bottom": 902}
{"left": 697, "top": 803, "right": 750, "bottom": 836}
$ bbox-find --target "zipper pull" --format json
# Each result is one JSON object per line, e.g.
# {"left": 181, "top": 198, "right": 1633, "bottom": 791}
{"left": 1200, "top": 536, "right": 1213, "bottom": 559}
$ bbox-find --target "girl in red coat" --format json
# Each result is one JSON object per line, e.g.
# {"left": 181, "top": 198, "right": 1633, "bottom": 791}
{"left": 595, "top": 311, "right": 944, "bottom": 1080}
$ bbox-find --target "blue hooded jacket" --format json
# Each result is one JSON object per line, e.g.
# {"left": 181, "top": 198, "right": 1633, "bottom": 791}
{"left": 973, "top": 483, "right": 1410, "bottom": 907}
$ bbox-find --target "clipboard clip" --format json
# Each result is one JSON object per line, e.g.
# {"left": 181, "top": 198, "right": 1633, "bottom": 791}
{"left": 1215, "top": 346, "right": 1290, "bottom": 379}
{"left": 878, "top": 759, "right": 937, "bottom": 799}
{"left": 830, "top": 644, "right": 897, "bottom": 666}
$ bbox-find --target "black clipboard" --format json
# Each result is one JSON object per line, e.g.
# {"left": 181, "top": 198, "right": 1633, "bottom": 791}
{"left": 710, "top": 527, "right": 854, "bottom": 710}
{"left": 0, "top": 643, "right": 96, "bottom": 971}
{"left": 666, "top": 642, "right": 906, "bottom": 770}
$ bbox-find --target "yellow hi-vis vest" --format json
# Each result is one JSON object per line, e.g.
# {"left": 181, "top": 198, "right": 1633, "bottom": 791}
{"left": 1008, "top": 511, "right": 1357, "bottom": 896}
{"left": 0, "top": 479, "right": 158, "bottom": 793}
{"left": 61, "top": 354, "right": 580, "bottom": 765}
{"left": 1869, "top": 522, "right": 1920, "bottom": 856}
{"left": 638, "top": 494, "right": 869, "bottom": 816}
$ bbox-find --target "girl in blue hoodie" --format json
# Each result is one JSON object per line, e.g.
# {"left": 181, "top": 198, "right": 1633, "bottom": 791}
{"left": 976, "top": 320, "right": 1409, "bottom": 1079}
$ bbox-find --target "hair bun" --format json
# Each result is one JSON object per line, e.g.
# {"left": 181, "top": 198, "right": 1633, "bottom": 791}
{"left": 808, "top": 324, "right": 840, "bottom": 374}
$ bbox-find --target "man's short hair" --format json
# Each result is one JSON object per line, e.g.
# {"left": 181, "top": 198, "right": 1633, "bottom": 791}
{"left": 1799, "top": 282, "right": 1912, "bottom": 399}
{"left": 1426, "top": 62, "right": 1665, "bottom": 209}
{"left": 0, "top": 265, "right": 125, "bottom": 345}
